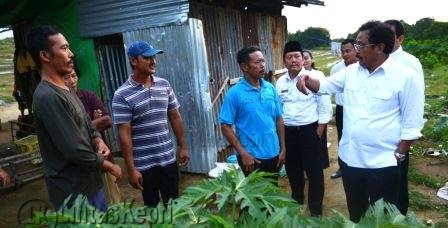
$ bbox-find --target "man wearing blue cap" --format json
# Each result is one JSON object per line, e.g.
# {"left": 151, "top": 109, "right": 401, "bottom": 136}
{"left": 112, "top": 41, "right": 190, "bottom": 207}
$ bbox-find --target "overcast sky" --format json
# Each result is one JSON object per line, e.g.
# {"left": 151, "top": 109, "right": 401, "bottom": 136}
{"left": 282, "top": 0, "right": 448, "bottom": 39}
{"left": 2, "top": 1, "right": 447, "bottom": 40}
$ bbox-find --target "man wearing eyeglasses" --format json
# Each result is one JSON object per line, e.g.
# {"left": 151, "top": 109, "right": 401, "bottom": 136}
{"left": 296, "top": 21, "right": 424, "bottom": 222}
{"left": 384, "top": 19, "right": 425, "bottom": 216}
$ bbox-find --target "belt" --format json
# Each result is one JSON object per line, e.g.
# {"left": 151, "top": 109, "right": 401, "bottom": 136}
{"left": 284, "top": 121, "right": 317, "bottom": 131}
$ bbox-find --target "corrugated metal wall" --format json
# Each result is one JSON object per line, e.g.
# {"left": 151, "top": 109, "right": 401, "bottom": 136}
{"left": 89, "top": 2, "right": 288, "bottom": 174}
{"left": 122, "top": 19, "right": 217, "bottom": 174}
{"left": 95, "top": 41, "right": 128, "bottom": 153}
{"left": 77, "top": 0, "right": 189, "bottom": 38}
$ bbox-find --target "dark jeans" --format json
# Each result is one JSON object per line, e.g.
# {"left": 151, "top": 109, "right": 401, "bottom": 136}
{"left": 284, "top": 122, "right": 324, "bottom": 216}
{"left": 141, "top": 162, "right": 179, "bottom": 207}
{"left": 237, "top": 155, "right": 280, "bottom": 185}
{"left": 396, "top": 152, "right": 409, "bottom": 215}
{"left": 340, "top": 160, "right": 400, "bottom": 223}
{"left": 335, "top": 105, "right": 343, "bottom": 142}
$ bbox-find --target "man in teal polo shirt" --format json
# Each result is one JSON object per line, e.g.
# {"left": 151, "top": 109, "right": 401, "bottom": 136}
{"left": 219, "top": 46, "right": 286, "bottom": 179}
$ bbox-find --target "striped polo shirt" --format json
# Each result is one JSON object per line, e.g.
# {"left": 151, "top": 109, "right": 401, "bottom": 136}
{"left": 112, "top": 76, "right": 180, "bottom": 171}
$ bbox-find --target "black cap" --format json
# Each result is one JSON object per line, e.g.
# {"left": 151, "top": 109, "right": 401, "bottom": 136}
{"left": 283, "top": 41, "right": 303, "bottom": 56}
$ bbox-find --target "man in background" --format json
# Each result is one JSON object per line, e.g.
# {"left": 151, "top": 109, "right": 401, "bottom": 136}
{"left": 385, "top": 19, "right": 425, "bottom": 215}
{"left": 64, "top": 66, "right": 121, "bottom": 204}
{"left": 329, "top": 38, "right": 358, "bottom": 179}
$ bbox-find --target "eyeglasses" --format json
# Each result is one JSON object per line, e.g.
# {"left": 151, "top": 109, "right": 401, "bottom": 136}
{"left": 354, "top": 43, "right": 375, "bottom": 51}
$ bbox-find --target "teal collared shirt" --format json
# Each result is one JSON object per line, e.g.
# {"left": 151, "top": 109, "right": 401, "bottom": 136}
{"left": 219, "top": 77, "right": 283, "bottom": 159}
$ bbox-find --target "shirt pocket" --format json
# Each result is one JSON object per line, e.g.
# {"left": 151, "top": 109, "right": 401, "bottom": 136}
{"left": 370, "top": 90, "right": 397, "bottom": 113}
{"left": 262, "top": 93, "right": 277, "bottom": 115}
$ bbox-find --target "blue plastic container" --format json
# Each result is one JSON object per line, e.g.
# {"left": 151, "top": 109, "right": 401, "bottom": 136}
{"left": 227, "top": 154, "right": 237, "bottom": 164}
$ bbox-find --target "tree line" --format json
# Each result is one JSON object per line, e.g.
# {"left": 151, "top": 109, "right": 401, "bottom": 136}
{"left": 287, "top": 18, "right": 448, "bottom": 69}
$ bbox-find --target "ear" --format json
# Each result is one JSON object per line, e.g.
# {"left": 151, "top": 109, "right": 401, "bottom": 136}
{"left": 240, "top": 62, "right": 249, "bottom": 72}
{"left": 39, "top": 51, "right": 51, "bottom": 63}
{"left": 375, "top": 43, "right": 386, "bottom": 53}
{"left": 130, "top": 57, "right": 137, "bottom": 67}
{"left": 396, "top": 35, "right": 405, "bottom": 44}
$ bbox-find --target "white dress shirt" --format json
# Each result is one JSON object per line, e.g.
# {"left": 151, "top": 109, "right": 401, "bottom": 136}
{"left": 318, "top": 57, "right": 424, "bottom": 169}
{"left": 330, "top": 60, "right": 347, "bottom": 106}
{"left": 276, "top": 68, "right": 332, "bottom": 126}
{"left": 390, "top": 46, "right": 425, "bottom": 97}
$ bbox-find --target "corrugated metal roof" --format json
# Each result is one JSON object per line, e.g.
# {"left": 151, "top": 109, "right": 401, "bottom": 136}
{"left": 77, "top": 0, "right": 189, "bottom": 38}
{"left": 122, "top": 19, "right": 217, "bottom": 174}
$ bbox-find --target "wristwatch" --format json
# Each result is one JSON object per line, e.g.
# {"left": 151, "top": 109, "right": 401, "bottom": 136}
{"left": 394, "top": 150, "right": 406, "bottom": 163}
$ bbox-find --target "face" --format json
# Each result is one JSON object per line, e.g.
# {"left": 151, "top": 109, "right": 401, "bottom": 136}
{"left": 131, "top": 55, "right": 157, "bottom": 76}
{"left": 283, "top": 51, "right": 303, "bottom": 75}
{"left": 302, "top": 52, "right": 314, "bottom": 71}
{"left": 242, "top": 51, "right": 266, "bottom": 79}
{"left": 64, "top": 70, "right": 78, "bottom": 92}
{"left": 45, "top": 33, "right": 74, "bottom": 76}
{"left": 356, "top": 30, "right": 378, "bottom": 70}
{"left": 341, "top": 43, "right": 357, "bottom": 65}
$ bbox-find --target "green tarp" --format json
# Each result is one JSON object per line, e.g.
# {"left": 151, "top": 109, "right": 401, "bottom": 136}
{"left": 0, "top": 0, "right": 101, "bottom": 95}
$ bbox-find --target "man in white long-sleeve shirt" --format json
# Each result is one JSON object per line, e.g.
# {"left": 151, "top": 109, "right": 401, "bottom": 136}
{"left": 385, "top": 19, "right": 425, "bottom": 216}
{"left": 329, "top": 38, "right": 358, "bottom": 179}
{"left": 276, "top": 41, "right": 332, "bottom": 217}
{"left": 296, "top": 21, "right": 424, "bottom": 222}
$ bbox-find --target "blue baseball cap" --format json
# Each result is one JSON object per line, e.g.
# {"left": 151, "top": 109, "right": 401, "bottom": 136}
{"left": 127, "top": 41, "right": 163, "bottom": 57}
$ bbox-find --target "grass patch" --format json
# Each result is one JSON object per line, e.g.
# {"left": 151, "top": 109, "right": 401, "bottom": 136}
{"left": 409, "top": 190, "right": 433, "bottom": 210}
{"left": 425, "top": 65, "right": 448, "bottom": 97}
{"left": 312, "top": 49, "right": 340, "bottom": 76}
{"left": 0, "top": 73, "right": 14, "bottom": 103}
{"left": 408, "top": 163, "right": 444, "bottom": 189}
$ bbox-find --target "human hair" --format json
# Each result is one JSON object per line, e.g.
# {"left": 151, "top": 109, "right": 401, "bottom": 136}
{"left": 237, "top": 46, "right": 261, "bottom": 65}
{"left": 384, "top": 19, "right": 405, "bottom": 37}
{"left": 26, "top": 26, "right": 60, "bottom": 69}
{"left": 358, "top": 21, "right": 395, "bottom": 54}
{"left": 303, "top": 49, "right": 317, "bottom": 70}
{"left": 341, "top": 38, "right": 355, "bottom": 46}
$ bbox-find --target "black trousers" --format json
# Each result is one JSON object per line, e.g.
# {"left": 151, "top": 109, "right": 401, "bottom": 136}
{"left": 237, "top": 155, "right": 279, "bottom": 185}
{"left": 340, "top": 160, "right": 400, "bottom": 222}
{"left": 141, "top": 162, "right": 179, "bottom": 207}
{"left": 335, "top": 105, "right": 343, "bottom": 142}
{"left": 396, "top": 152, "right": 409, "bottom": 215}
{"left": 284, "top": 122, "right": 324, "bottom": 216}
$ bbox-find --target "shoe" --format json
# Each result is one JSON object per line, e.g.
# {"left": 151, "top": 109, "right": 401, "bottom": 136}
{"left": 331, "top": 169, "right": 342, "bottom": 179}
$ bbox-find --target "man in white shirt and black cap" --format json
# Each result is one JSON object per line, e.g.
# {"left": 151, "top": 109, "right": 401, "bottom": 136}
{"left": 276, "top": 41, "right": 332, "bottom": 217}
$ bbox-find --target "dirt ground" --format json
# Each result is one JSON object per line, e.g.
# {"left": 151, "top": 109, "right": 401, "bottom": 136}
{"left": 0, "top": 104, "right": 447, "bottom": 226}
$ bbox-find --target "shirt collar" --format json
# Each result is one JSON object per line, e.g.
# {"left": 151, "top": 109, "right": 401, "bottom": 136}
{"left": 128, "top": 75, "right": 159, "bottom": 87}
{"left": 390, "top": 45, "right": 404, "bottom": 58}
{"left": 241, "top": 77, "right": 267, "bottom": 91}
{"left": 286, "top": 68, "right": 308, "bottom": 82}
{"left": 363, "top": 55, "right": 397, "bottom": 76}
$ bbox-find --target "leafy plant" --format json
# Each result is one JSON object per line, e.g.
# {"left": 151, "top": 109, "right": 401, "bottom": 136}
{"left": 24, "top": 168, "right": 427, "bottom": 227}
